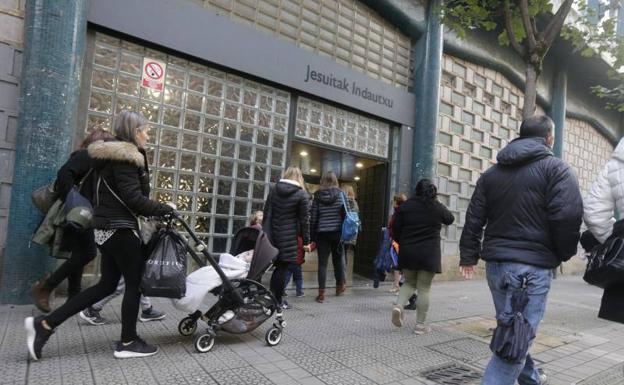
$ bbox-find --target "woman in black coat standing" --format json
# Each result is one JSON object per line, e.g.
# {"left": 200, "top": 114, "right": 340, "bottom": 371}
{"left": 263, "top": 166, "right": 311, "bottom": 310}
{"left": 310, "top": 171, "right": 346, "bottom": 303}
{"left": 391, "top": 179, "right": 454, "bottom": 335}
{"left": 25, "top": 111, "right": 174, "bottom": 361}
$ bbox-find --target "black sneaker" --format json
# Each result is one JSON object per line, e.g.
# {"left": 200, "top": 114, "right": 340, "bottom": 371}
{"left": 139, "top": 307, "right": 166, "bottom": 322}
{"left": 24, "top": 316, "right": 54, "bottom": 361}
{"left": 113, "top": 337, "right": 158, "bottom": 359}
{"left": 281, "top": 300, "right": 291, "bottom": 310}
{"left": 404, "top": 294, "right": 418, "bottom": 310}
{"left": 79, "top": 307, "right": 106, "bottom": 325}
{"left": 537, "top": 368, "right": 549, "bottom": 385}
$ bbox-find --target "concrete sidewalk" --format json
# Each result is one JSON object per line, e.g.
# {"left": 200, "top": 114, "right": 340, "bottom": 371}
{"left": 1, "top": 276, "right": 623, "bottom": 385}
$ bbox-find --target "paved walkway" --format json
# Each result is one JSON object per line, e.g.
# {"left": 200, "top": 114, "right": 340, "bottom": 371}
{"left": 1, "top": 276, "right": 623, "bottom": 385}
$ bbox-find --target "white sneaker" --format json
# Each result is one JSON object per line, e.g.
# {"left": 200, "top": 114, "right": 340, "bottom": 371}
{"left": 391, "top": 307, "right": 403, "bottom": 327}
{"left": 414, "top": 323, "right": 431, "bottom": 335}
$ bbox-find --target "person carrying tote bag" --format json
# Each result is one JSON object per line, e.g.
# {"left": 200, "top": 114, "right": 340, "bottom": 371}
{"left": 25, "top": 111, "right": 174, "bottom": 362}
{"left": 583, "top": 138, "right": 624, "bottom": 324}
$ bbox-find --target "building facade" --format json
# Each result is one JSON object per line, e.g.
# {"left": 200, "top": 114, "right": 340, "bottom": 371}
{"left": 0, "top": 0, "right": 621, "bottom": 302}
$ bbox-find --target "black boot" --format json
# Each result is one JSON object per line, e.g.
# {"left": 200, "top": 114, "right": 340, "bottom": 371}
{"left": 404, "top": 294, "right": 417, "bottom": 310}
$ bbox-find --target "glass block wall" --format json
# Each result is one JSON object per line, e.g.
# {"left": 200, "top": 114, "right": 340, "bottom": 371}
{"left": 435, "top": 54, "right": 530, "bottom": 255}
{"left": 564, "top": 118, "right": 614, "bottom": 195}
{"left": 197, "top": 0, "right": 411, "bottom": 89}
{"left": 296, "top": 97, "right": 390, "bottom": 158}
{"left": 86, "top": 32, "right": 290, "bottom": 252}
{"left": 435, "top": 54, "right": 615, "bottom": 256}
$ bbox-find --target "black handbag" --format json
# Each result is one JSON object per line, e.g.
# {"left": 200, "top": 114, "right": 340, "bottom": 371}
{"left": 583, "top": 224, "right": 624, "bottom": 289}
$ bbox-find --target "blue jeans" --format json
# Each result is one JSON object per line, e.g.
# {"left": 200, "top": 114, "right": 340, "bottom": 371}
{"left": 284, "top": 264, "right": 304, "bottom": 296}
{"left": 482, "top": 262, "right": 553, "bottom": 385}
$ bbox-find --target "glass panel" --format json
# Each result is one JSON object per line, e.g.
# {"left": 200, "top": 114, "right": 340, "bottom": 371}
{"left": 158, "top": 150, "right": 177, "bottom": 168}
{"left": 88, "top": 34, "right": 290, "bottom": 255}
{"left": 200, "top": 156, "right": 216, "bottom": 174}
{"left": 180, "top": 153, "right": 196, "bottom": 172}
{"left": 214, "top": 217, "right": 229, "bottom": 234}
{"left": 222, "top": 122, "right": 237, "bottom": 139}
{"left": 219, "top": 159, "right": 234, "bottom": 177}
{"left": 156, "top": 171, "right": 175, "bottom": 189}
{"left": 178, "top": 174, "right": 195, "bottom": 191}
{"left": 216, "top": 198, "right": 231, "bottom": 215}
{"left": 236, "top": 181, "right": 249, "bottom": 198}
{"left": 198, "top": 177, "right": 214, "bottom": 194}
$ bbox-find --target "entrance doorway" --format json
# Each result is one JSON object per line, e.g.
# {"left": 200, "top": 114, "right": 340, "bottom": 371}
{"left": 288, "top": 141, "right": 388, "bottom": 286}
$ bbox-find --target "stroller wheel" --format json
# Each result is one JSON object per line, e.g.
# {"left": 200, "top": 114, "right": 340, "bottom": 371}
{"left": 178, "top": 317, "right": 197, "bottom": 336}
{"left": 265, "top": 327, "right": 282, "bottom": 346}
{"left": 194, "top": 333, "right": 215, "bottom": 353}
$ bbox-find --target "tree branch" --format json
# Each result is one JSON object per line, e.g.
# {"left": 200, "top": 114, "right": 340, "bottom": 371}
{"left": 543, "top": 0, "right": 574, "bottom": 47}
{"left": 519, "top": 0, "right": 537, "bottom": 51}
{"left": 504, "top": 0, "right": 525, "bottom": 55}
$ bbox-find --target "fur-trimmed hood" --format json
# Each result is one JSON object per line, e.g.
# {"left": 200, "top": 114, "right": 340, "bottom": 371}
{"left": 87, "top": 140, "right": 144, "bottom": 167}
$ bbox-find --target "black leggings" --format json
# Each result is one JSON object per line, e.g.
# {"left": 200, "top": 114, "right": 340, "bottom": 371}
{"left": 44, "top": 229, "right": 97, "bottom": 297}
{"left": 270, "top": 262, "right": 293, "bottom": 305}
{"left": 45, "top": 229, "right": 145, "bottom": 342}
{"left": 316, "top": 232, "right": 345, "bottom": 290}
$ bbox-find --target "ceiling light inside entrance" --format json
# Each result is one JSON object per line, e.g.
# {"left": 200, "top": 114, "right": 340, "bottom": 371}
{"left": 355, "top": 162, "right": 364, "bottom": 169}
{"left": 300, "top": 151, "right": 308, "bottom": 157}
{"left": 310, "top": 168, "right": 317, "bottom": 173}
{"left": 354, "top": 176, "right": 361, "bottom": 181}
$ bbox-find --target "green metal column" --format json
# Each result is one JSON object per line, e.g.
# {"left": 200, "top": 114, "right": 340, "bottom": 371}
{"left": 411, "top": 0, "right": 444, "bottom": 187}
{"left": 549, "top": 67, "right": 567, "bottom": 158}
{"left": 0, "top": 0, "right": 89, "bottom": 304}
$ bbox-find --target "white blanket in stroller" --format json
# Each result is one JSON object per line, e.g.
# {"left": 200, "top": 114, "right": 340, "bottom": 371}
{"left": 172, "top": 252, "right": 251, "bottom": 313}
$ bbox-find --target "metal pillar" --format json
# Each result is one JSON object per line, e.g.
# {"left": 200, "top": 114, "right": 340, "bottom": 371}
{"left": 549, "top": 67, "right": 568, "bottom": 158}
{"left": 411, "top": 0, "right": 444, "bottom": 188}
{"left": 0, "top": 0, "right": 89, "bottom": 303}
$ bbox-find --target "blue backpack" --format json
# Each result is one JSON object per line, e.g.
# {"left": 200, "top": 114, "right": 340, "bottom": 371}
{"left": 340, "top": 193, "right": 361, "bottom": 244}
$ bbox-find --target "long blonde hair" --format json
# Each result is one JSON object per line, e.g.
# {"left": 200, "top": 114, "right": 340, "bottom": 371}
{"left": 283, "top": 166, "right": 307, "bottom": 192}
{"left": 342, "top": 185, "right": 356, "bottom": 199}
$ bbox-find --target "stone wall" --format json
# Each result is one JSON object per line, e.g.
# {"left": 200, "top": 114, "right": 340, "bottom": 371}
{"left": 0, "top": 0, "right": 24, "bottom": 274}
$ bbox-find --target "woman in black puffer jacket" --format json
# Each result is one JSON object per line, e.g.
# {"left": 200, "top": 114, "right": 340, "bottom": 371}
{"left": 25, "top": 111, "right": 174, "bottom": 361}
{"left": 310, "top": 171, "right": 346, "bottom": 303}
{"left": 263, "top": 166, "right": 311, "bottom": 310}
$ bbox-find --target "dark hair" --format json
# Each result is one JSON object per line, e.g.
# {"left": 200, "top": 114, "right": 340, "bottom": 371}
{"left": 319, "top": 171, "right": 339, "bottom": 190}
{"left": 80, "top": 128, "right": 115, "bottom": 149}
{"left": 415, "top": 179, "right": 437, "bottom": 203}
{"left": 519, "top": 115, "right": 554, "bottom": 139}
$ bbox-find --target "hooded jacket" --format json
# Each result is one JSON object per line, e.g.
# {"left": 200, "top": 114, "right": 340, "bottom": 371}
{"left": 584, "top": 138, "right": 624, "bottom": 243}
{"left": 263, "top": 179, "right": 310, "bottom": 263}
{"left": 311, "top": 187, "right": 345, "bottom": 237}
{"left": 88, "top": 140, "right": 172, "bottom": 230}
{"left": 460, "top": 137, "right": 583, "bottom": 268}
{"left": 584, "top": 138, "right": 624, "bottom": 324}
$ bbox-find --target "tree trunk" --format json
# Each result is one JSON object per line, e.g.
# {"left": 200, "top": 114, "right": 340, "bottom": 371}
{"left": 523, "top": 64, "right": 538, "bottom": 119}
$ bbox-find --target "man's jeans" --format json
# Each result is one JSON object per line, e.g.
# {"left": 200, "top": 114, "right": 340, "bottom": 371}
{"left": 482, "top": 262, "right": 553, "bottom": 385}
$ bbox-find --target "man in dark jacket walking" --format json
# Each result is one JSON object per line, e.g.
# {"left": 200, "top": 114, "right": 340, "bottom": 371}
{"left": 459, "top": 115, "right": 583, "bottom": 385}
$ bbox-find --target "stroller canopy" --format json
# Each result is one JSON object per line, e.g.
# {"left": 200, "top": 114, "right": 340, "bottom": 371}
{"left": 230, "top": 227, "right": 278, "bottom": 281}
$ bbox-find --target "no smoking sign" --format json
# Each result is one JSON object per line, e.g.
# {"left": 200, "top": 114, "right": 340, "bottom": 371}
{"left": 141, "top": 57, "right": 167, "bottom": 91}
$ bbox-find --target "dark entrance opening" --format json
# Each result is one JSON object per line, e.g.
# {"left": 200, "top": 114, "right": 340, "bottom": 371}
{"left": 289, "top": 141, "right": 388, "bottom": 283}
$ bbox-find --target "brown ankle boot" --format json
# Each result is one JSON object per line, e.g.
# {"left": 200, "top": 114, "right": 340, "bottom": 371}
{"left": 336, "top": 280, "right": 346, "bottom": 296}
{"left": 32, "top": 280, "right": 52, "bottom": 313}
{"left": 316, "top": 289, "right": 325, "bottom": 303}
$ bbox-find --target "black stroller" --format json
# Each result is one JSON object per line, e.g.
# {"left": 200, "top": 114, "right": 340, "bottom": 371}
{"left": 174, "top": 218, "right": 284, "bottom": 353}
